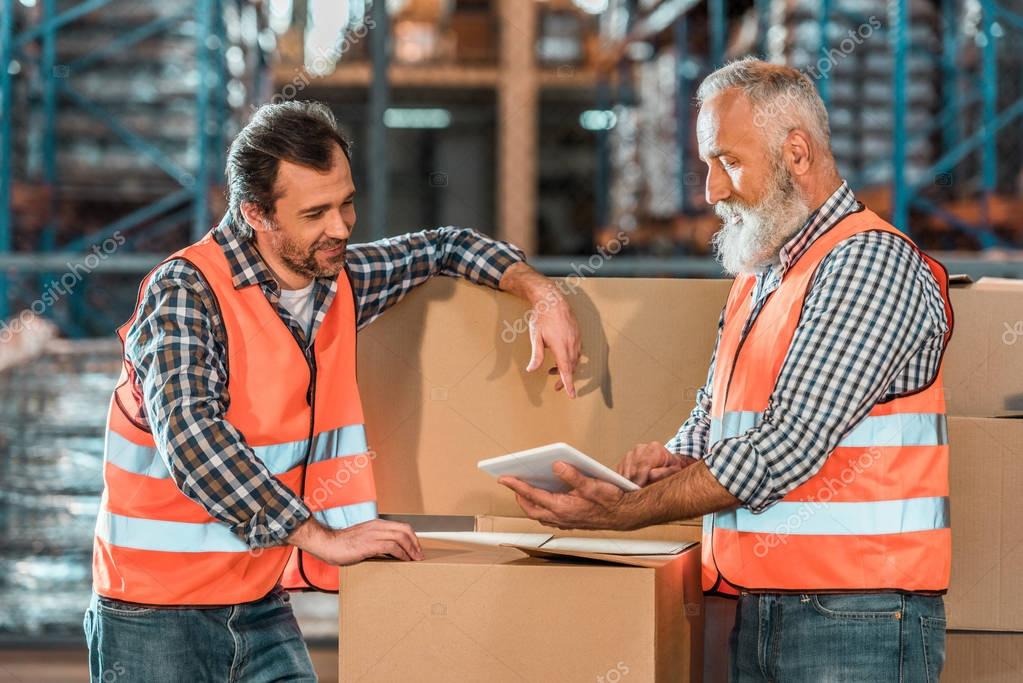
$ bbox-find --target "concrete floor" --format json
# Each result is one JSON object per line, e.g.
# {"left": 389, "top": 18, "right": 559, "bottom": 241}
{"left": 0, "top": 645, "right": 339, "bottom": 682}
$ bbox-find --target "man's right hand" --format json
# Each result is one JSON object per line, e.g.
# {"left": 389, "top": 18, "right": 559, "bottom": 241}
{"left": 616, "top": 442, "right": 699, "bottom": 487}
{"left": 288, "top": 518, "right": 424, "bottom": 564}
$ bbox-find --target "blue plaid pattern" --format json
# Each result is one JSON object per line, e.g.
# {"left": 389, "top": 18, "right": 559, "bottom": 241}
{"left": 666, "top": 182, "right": 949, "bottom": 512}
{"left": 123, "top": 216, "right": 524, "bottom": 548}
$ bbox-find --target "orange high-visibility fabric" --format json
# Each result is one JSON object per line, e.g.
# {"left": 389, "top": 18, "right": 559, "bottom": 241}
{"left": 93, "top": 231, "right": 375, "bottom": 605}
{"left": 702, "top": 208, "right": 953, "bottom": 596}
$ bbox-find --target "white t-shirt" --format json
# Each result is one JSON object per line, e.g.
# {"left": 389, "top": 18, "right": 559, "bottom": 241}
{"left": 277, "top": 281, "right": 316, "bottom": 339}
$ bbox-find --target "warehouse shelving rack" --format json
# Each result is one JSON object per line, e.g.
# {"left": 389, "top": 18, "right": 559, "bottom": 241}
{"left": 887, "top": 0, "right": 1023, "bottom": 245}
{"left": 595, "top": 0, "right": 1023, "bottom": 252}
{"left": 0, "top": 0, "right": 232, "bottom": 327}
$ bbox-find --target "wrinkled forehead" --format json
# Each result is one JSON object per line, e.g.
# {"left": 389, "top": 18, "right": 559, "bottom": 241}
{"left": 696, "top": 89, "right": 765, "bottom": 159}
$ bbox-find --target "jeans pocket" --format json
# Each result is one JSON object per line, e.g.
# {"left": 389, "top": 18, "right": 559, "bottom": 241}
{"left": 920, "top": 615, "right": 947, "bottom": 683}
{"left": 96, "top": 597, "right": 157, "bottom": 617}
{"left": 83, "top": 607, "right": 93, "bottom": 640}
{"left": 809, "top": 593, "right": 904, "bottom": 620}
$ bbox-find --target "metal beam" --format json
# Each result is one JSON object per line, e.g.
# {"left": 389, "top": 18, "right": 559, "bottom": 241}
{"left": 939, "top": 0, "right": 959, "bottom": 158}
{"left": 60, "top": 83, "right": 190, "bottom": 182}
{"left": 817, "top": 0, "right": 831, "bottom": 106}
{"left": 890, "top": 0, "right": 909, "bottom": 232}
{"left": 13, "top": 0, "right": 116, "bottom": 50}
{"left": 0, "top": 0, "right": 13, "bottom": 320}
{"left": 68, "top": 13, "right": 184, "bottom": 73}
{"left": 367, "top": 0, "right": 390, "bottom": 242}
{"left": 0, "top": 253, "right": 1018, "bottom": 282}
{"left": 496, "top": 0, "right": 538, "bottom": 253}
{"left": 193, "top": 0, "right": 214, "bottom": 240}
{"left": 674, "top": 15, "right": 691, "bottom": 214}
{"left": 708, "top": 0, "right": 725, "bottom": 68}
{"left": 62, "top": 187, "right": 192, "bottom": 251}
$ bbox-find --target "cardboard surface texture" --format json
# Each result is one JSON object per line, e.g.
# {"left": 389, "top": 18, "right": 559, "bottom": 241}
{"left": 944, "top": 631, "right": 1023, "bottom": 682}
{"left": 357, "top": 277, "right": 729, "bottom": 518}
{"left": 946, "top": 417, "right": 1023, "bottom": 631}
{"left": 944, "top": 278, "right": 1023, "bottom": 417}
{"left": 339, "top": 533, "right": 703, "bottom": 682}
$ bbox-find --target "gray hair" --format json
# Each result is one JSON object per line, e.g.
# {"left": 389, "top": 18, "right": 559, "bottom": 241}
{"left": 696, "top": 57, "right": 832, "bottom": 155}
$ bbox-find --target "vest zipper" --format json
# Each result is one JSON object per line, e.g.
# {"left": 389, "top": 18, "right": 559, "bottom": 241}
{"left": 295, "top": 345, "right": 320, "bottom": 589}
{"left": 273, "top": 314, "right": 322, "bottom": 592}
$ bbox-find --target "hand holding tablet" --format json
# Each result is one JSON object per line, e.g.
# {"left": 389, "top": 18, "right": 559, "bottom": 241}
{"left": 478, "top": 442, "right": 641, "bottom": 493}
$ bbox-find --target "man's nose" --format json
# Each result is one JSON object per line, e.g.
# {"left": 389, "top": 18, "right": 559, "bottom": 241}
{"left": 705, "top": 165, "right": 732, "bottom": 206}
{"left": 325, "top": 214, "right": 352, "bottom": 241}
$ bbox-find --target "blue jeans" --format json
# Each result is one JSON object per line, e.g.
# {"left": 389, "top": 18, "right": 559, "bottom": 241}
{"left": 83, "top": 586, "right": 317, "bottom": 682}
{"left": 729, "top": 593, "right": 946, "bottom": 682}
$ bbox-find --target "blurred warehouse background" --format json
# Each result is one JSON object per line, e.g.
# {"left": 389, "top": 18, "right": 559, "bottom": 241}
{"left": 1, "top": 0, "right": 1023, "bottom": 679}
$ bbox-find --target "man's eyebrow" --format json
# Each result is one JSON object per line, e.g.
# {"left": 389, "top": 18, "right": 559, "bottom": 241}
{"left": 298, "top": 192, "right": 355, "bottom": 215}
{"left": 298, "top": 202, "right": 332, "bottom": 215}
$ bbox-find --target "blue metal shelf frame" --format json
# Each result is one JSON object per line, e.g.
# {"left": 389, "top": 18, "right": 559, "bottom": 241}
{"left": 889, "top": 0, "right": 1022, "bottom": 246}
{"left": 0, "top": 0, "right": 230, "bottom": 325}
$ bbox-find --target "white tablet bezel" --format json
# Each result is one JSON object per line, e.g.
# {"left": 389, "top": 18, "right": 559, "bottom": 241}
{"left": 478, "top": 442, "right": 641, "bottom": 493}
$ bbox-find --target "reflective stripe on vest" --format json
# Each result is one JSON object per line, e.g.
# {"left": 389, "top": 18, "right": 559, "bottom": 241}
{"left": 95, "top": 501, "right": 378, "bottom": 553}
{"left": 710, "top": 411, "right": 948, "bottom": 448}
{"left": 713, "top": 497, "right": 950, "bottom": 536}
{"left": 105, "top": 424, "right": 369, "bottom": 479}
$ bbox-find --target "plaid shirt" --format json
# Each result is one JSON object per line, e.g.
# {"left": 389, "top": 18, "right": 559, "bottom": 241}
{"left": 666, "top": 182, "right": 949, "bottom": 512}
{"left": 124, "top": 217, "right": 524, "bottom": 548}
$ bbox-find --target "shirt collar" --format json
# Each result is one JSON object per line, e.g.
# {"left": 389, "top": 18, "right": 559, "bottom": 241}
{"left": 776, "top": 180, "right": 859, "bottom": 272}
{"left": 214, "top": 215, "right": 281, "bottom": 290}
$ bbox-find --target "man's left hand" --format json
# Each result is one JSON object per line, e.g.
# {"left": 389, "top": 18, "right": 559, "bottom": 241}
{"left": 499, "top": 263, "right": 582, "bottom": 398}
{"left": 498, "top": 462, "right": 633, "bottom": 530}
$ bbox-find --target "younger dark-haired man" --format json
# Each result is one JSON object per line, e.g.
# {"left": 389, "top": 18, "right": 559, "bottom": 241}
{"left": 84, "top": 101, "right": 581, "bottom": 682}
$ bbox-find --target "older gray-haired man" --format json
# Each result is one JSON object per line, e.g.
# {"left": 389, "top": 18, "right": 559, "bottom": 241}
{"left": 501, "top": 58, "right": 953, "bottom": 682}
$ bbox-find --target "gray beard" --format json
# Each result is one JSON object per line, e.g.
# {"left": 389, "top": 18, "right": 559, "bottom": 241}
{"left": 711, "top": 166, "right": 812, "bottom": 275}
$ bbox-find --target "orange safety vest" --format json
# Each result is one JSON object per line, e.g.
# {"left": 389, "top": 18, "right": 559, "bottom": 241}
{"left": 702, "top": 207, "right": 953, "bottom": 596}
{"left": 92, "top": 230, "right": 378, "bottom": 605}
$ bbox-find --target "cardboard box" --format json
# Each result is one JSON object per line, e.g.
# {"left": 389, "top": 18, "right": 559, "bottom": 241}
{"left": 350, "top": 275, "right": 1023, "bottom": 678}
{"left": 339, "top": 515, "right": 703, "bottom": 682}
{"left": 357, "top": 277, "right": 729, "bottom": 518}
{"left": 945, "top": 278, "right": 1023, "bottom": 417}
{"left": 348, "top": 278, "right": 725, "bottom": 681}
{"left": 945, "top": 631, "right": 1023, "bottom": 682}
{"left": 947, "top": 416, "right": 1023, "bottom": 631}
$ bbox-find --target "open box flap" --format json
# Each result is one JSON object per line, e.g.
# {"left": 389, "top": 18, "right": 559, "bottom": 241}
{"left": 506, "top": 542, "right": 698, "bottom": 568}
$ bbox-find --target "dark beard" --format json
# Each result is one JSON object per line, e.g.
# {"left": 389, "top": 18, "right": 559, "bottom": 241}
{"left": 272, "top": 231, "right": 347, "bottom": 279}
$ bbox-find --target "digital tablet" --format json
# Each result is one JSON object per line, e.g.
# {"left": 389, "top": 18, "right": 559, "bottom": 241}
{"left": 478, "top": 442, "right": 641, "bottom": 493}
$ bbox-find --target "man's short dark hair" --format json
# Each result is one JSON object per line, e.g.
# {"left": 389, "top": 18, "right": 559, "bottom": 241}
{"left": 226, "top": 101, "right": 352, "bottom": 238}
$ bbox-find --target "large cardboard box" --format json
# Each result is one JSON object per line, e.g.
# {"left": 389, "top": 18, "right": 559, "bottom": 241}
{"left": 357, "top": 277, "right": 729, "bottom": 517}
{"left": 945, "top": 279, "right": 1023, "bottom": 417}
{"left": 346, "top": 278, "right": 727, "bottom": 681}
{"left": 350, "top": 276, "right": 1023, "bottom": 680}
{"left": 339, "top": 516, "right": 703, "bottom": 682}
{"left": 945, "top": 631, "right": 1023, "bottom": 682}
{"left": 946, "top": 416, "right": 1023, "bottom": 631}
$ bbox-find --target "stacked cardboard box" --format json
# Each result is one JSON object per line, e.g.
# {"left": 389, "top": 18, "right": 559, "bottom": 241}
{"left": 941, "top": 278, "right": 1023, "bottom": 683}
{"left": 348, "top": 275, "right": 1022, "bottom": 681}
